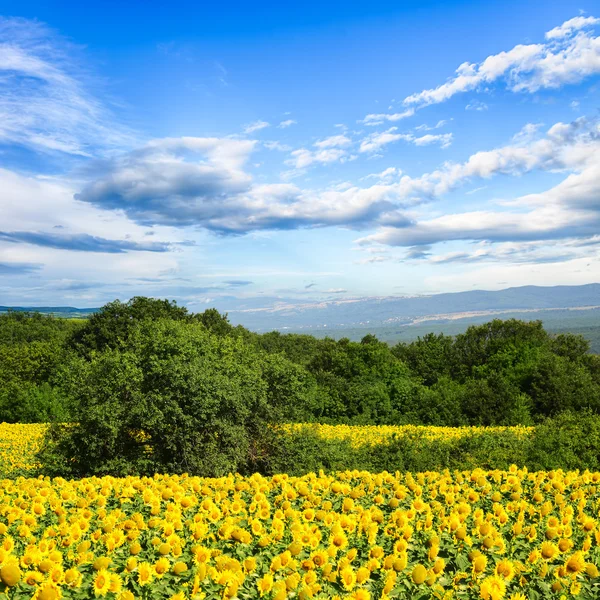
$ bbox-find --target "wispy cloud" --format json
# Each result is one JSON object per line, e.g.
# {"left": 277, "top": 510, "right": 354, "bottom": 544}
{"left": 243, "top": 120, "right": 270, "bottom": 134}
{"left": 0, "top": 231, "right": 171, "bottom": 253}
{"left": 0, "top": 17, "right": 134, "bottom": 156}
{"left": 278, "top": 119, "right": 296, "bottom": 128}
{"left": 359, "top": 128, "right": 452, "bottom": 153}
{"left": 0, "top": 261, "right": 42, "bottom": 275}
{"left": 314, "top": 134, "right": 352, "bottom": 149}
{"left": 360, "top": 109, "right": 415, "bottom": 126}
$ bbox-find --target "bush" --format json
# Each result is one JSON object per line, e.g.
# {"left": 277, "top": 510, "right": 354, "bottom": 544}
{"left": 527, "top": 411, "right": 600, "bottom": 471}
{"left": 40, "top": 319, "right": 284, "bottom": 477}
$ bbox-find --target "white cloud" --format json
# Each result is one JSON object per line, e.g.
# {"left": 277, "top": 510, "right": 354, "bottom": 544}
{"left": 415, "top": 119, "right": 448, "bottom": 131}
{"left": 314, "top": 134, "right": 352, "bottom": 148}
{"left": 413, "top": 133, "right": 453, "bottom": 148}
{"left": 359, "top": 129, "right": 452, "bottom": 153}
{"left": 363, "top": 167, "right": 402, "bottom": 181}
{"left": 359, "top": 128, "right": 407, "bottom": 153}
{"left": 465, "top": 100, "right": 489, "bottom": 111}
{"left": 263, "top": 141, "right": 292, "bottom": 151}
{"left": 286, "top": 147, "right": 348, "bottom": 169}
{"left": 404, "top": 15, "right": 600, "bottom": 109}
{"left": 75, "top": 135, "right": 414, "bottom": 233}
{"left": 243, "top": 120, "right": 270, "bottom": 134}
{"left": 0, "top": 17, "right": 134, "bottom": 156}
{"left": 357, "top": 117, "right": 600, "bottom": 249}
{"left": 545, "top": 15, "right": 600, "bottom": 40}
{"left": 360, "top": 109, "right": 415, "bottom": 126}
{"left": 278, "top": 119, "right": 296, "bottom": 128}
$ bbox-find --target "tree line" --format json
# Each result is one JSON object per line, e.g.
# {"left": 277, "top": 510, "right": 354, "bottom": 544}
{"left": 1, "top": 297, "right": 599, "bottom": 476}
{"left": 1, "top": 297, "right": 599, "bottom": 428}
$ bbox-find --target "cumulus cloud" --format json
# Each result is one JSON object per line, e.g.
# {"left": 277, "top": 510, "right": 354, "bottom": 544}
{"left": 75, "top": 134, "right": 414, "bottom": 233}
{"left": 76, "top": 137, "right": 256, "bottom": 226}
{"left": 363, "top": 167, "right": 402, "bottom": 181}
{"left": 404, "top": 15, "right": 600, "bottom": 109}
{"left": 465, "top": 100, "right": 489, "bottom": 111}
{"left": 357, "top": 116, "right": 600, "bottom": 250}
{"left": 545, "top": 15, "right": 600, "bottom": 40}
{"left": 0, "top": 17, "right": 134, "bottom": 155}
{"left": 284, "top": 135, "right": 354, "bottom": 169}
{"left": 415, "top": 120, "right": 448, "bottom": 131}
{"left": 427, "top": 242, "right": 585, "bottom": 265}
{"left": 286, "top": 147, "right": 348, "bottom": 169}
{"left": 361, "top": 206, "right": 598, "bottom": 247}
{"left": 263, "top": 141, "right": 292, "bottom": 151}
{"left": 75, "top": 116, "right": 600, "bottom": 240}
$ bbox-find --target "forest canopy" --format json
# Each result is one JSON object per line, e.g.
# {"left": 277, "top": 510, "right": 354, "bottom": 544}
{"left": 1, "top": 297, "right": 599, "bottom": 429}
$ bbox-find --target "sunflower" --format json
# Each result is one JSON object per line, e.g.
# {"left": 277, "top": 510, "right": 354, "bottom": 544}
{"left": 479, "top": 575, "right": 506, "bottom": 600}
{"left": 540, "top": 541, "right": 559, "bottom": 560}
{"left": 257, "top": 573, "right": 274, "bottom": 597}
{"left": 340, "top": 566, "right": 357, "bottom": 591}
{"left": 153, "top": 557, "right": 170, "bottom": 578}
{"left": 137, "top": 561, "right": 153, "bottom": 586}
{"left": 93, "top": 569, "right": 111, "bottom": 596}
{"left": 0, "top": 561, "right": 21, "bottom": 587}
{"left": 495, "top": 559, "right": 515, "bottom": 581}
{"left": 565, "top": 552, "right": 586, "bottom": 575}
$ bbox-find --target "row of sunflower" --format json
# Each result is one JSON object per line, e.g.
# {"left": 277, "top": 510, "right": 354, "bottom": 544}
{"left": 281, "top": 424, "right": 535, "bottom": 448}
{"left": 1, "top": 466, "right": 600, "bottom": 599}
{"left": 0, "top": 424, "right": 536, "bottom": 477}
{"left": 0, "top": 424, "right": 45, "bottom": 476}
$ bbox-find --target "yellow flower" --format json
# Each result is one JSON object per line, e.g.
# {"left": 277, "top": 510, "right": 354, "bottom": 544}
{"left": 495, "top": 559, "right": 515, "bottom": 581}
{"left": 473, "top": 554, "right": 487, "bottom": 574}
{"left": 257, "top": 573, "right": 274, "bottom": 596}
{"left": 340, "top": 566, "right": 356, "bottom": 590}
{"left": 565, "top": 552, "right": 586, "bottom": 575}
{"left": 412, "top": 564, "right": 427, "bottom": 584}
{"left": 0, "top": 561, "right": 21, "bottom": 587}
{"left": 173, "top": 561, "right": 188, "bottom": 575}
{"left": 480, "top": 575, "right": 506, "bottom": 600}
{"left": 153, "top": 557, "right": 170, "bottom": 578}
{"left": 541, "top": 541, "right": 559, "bottom": 560}
{"left": 93, "top": 569, "right": 111, "bottom": 596}
{"left": 138, "top": 562, "right": 153, "bottom": 586}
{"left": 36, "top": 583, "right": 61, "bottom": 600}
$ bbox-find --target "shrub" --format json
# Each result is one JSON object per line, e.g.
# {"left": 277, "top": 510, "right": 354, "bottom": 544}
{"left": 40, "top": 319, "right": 282, "bottom": 477}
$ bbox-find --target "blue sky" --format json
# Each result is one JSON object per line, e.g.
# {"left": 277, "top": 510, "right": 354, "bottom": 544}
{"left": 1, "top": 0, "right": 600, "bottom": 308}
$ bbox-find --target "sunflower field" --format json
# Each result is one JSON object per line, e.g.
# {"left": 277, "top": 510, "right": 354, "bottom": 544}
{"left": 0, "top": 424, "right": 537, "bottom": 478}
{"left": 1, "top": 467, "right": 600, "bottom": 600}
{"left": 282, "top": 425, "right": 534, "bottom": 449}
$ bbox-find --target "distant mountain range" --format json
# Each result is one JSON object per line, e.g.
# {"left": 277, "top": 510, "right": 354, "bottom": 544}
{"left": 0, "top": 306, "right": 98, "bottom": 318}
{"left": 224, "top": 284, "right": 600, "bottom": 331}
{"left": 2, "top": 283, "right": 599, "bottom": 332}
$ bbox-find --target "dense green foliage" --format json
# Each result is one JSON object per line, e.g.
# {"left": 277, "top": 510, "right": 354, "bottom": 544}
{"left": 1, "top": 297, "right": 600, "bottom": 476}
{"left": 264, "top": 412, "right": 600, "bottom": 476}
{"left": 1, "top": 298, "right": 599, "bottom": 429}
